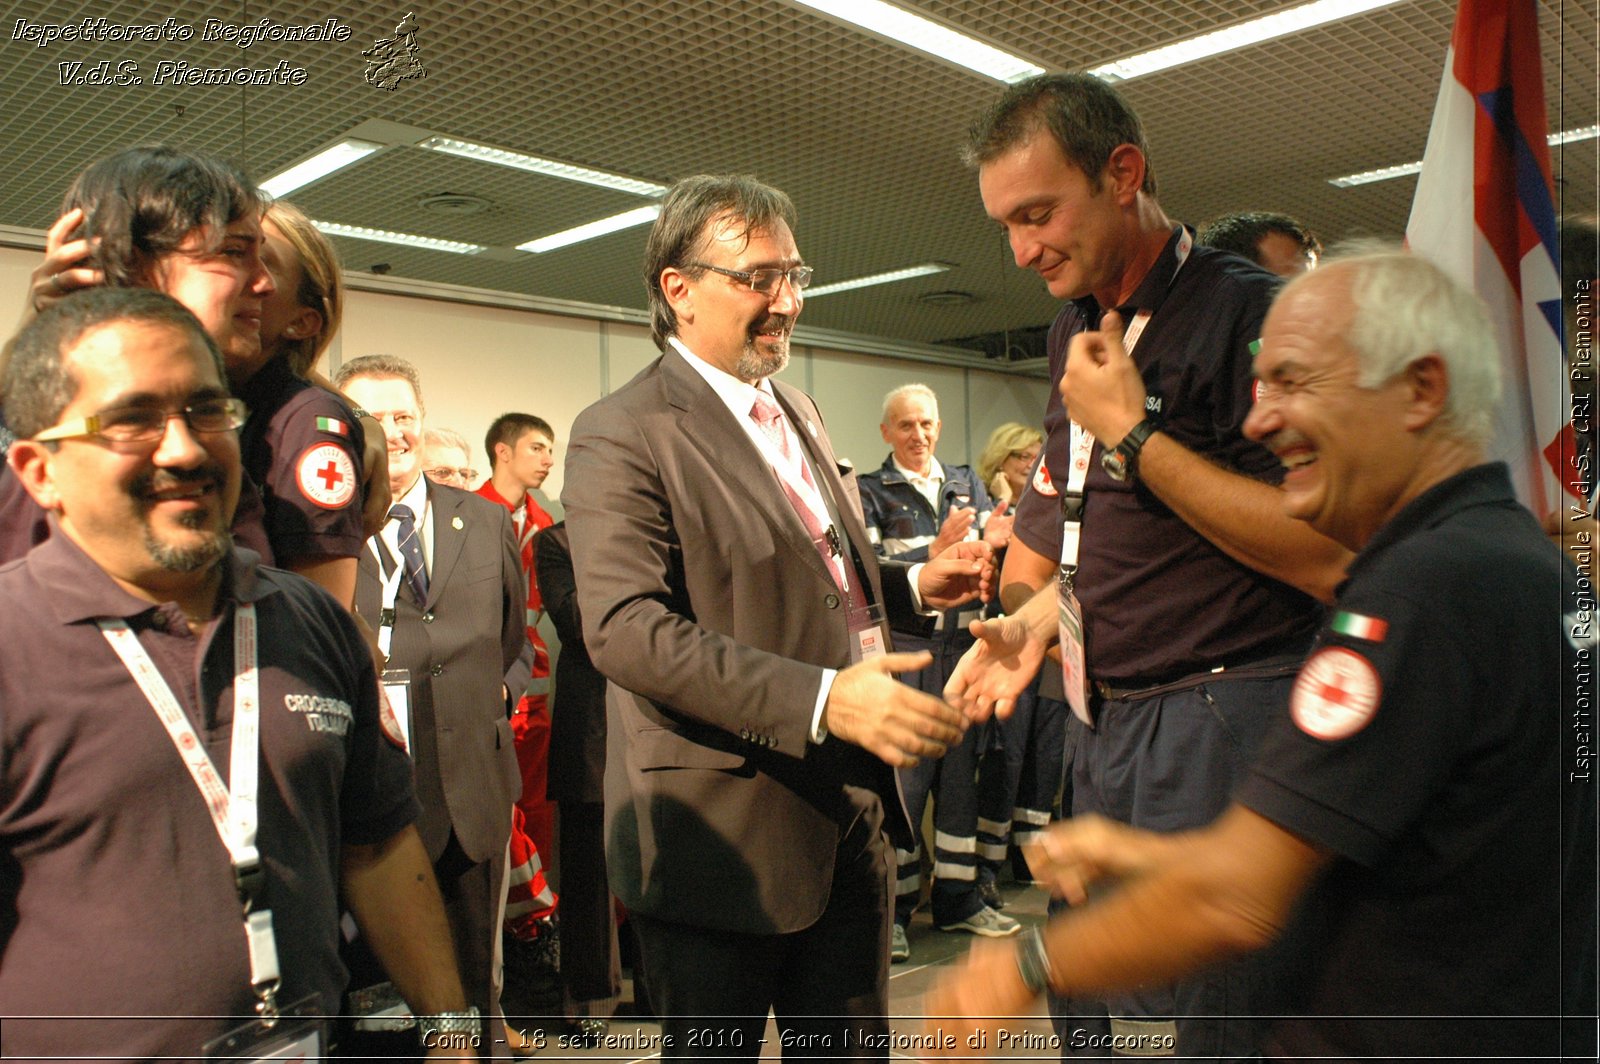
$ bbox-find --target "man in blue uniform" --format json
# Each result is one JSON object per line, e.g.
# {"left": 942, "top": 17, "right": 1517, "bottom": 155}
{"left": 859, "top": 383, "right": 1018, "bottom": 959}
{"left": 932, "top": 247, "right": 1597, "bottom": 1061}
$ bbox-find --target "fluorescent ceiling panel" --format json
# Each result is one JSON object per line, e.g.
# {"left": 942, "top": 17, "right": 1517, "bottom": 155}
{"left": 804, "top": 262, "right": 950, "bottom": 298}
{"left": 260, "top": 139, "right": 383, "bottom": 198}
{"left": 788, "top": 0, "right": 1042, "bottom": 84}
{"left": 418, "top": 136, "right": 666, "bottom": 197}
{"left": 1090, "top": 0, "right": 1407, "bottom": 81}
{"left": 1328, "top": 124, "right": 1600, "bottom": 187}
{"left": 312, "top": 221, "right": 485, "bottom": 255}
{"left": 517, "top": 205, "right": 663, "bottom": 254}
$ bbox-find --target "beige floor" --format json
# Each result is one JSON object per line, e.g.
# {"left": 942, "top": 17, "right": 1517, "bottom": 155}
{"left": 506, "top": 878, "right": 1058, "bottom": 1061}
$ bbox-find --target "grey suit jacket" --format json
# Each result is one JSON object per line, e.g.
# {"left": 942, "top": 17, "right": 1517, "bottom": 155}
{"left": 563, "top": 347, "right": 918, "bottom": 935}
{"left": 354, "top": 481, "right": 529, "bottom": 864}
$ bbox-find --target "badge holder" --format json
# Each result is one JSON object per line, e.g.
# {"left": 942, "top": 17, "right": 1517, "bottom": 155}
{"left": 380, "top": 667, "right": 414, "bottom": 755}
{"left": 1056, "top": 570, "right": 1091, "bottom": 727}
{"left": 846, "top": 602, "right": 888, "bottom": 663}
{"left": 203, "top": 995, "right": 326, "bottom": 1061}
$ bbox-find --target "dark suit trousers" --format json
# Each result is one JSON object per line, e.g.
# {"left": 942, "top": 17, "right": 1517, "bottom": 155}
{"left": 558, "top": 800, "right": 620, "bottom": 1009}
{"left": 631, "top": 807, "right": 893, "bottom": 1060}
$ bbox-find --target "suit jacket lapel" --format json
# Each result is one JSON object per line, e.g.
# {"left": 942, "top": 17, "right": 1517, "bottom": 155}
{"left": 662, "top": 349, "right": 837, "bottom": 590}
{"left": 774, "top": 382, "right": 881, "bottom": 597}
{"left": 426, "top": 482, "right": 465, "bottom": 608}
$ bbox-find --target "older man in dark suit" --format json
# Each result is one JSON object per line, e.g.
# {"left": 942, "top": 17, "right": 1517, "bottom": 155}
{"left": 563, "top": 174, "right": 991, "bottom": 1059}
{"left": 337, "top": 354, "right": 529, "bottom": 1055}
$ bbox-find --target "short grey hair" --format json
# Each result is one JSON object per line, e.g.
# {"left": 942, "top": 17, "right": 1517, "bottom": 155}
{"left": 881, "top": 382, "right": 940, "bottom": 423}
{"left": 1293, "top": 243, "right": 1501, "bottom": 445}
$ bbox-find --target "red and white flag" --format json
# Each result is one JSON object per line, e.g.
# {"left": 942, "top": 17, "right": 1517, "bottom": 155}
{"left": 1405, "top": 0, "right": 1575, "bottom": 515}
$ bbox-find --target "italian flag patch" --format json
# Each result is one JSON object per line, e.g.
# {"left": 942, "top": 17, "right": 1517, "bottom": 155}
{"left": 1329, "top": 610, "right": 1387, "bottom": 643}
{"left": 315, "top": 416, "right": 349, "bottom": 436}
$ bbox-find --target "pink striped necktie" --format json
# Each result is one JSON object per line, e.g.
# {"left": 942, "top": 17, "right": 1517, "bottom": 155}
{"left": 749, "top": 392, "right": 849, "bottom": 594}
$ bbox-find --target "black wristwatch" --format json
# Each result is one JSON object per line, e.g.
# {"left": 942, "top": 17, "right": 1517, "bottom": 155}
{"left": 1100, "top": 419, "right": 1158, "bottom": 483}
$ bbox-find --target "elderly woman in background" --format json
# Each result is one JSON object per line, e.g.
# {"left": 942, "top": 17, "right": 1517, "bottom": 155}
{"left": 977, "top": 422, "right": 1043, "bottom": 507}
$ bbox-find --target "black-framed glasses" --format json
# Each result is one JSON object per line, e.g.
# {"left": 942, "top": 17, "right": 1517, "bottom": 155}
{"left": 689, "top": 262, "right": 813, "bottom": 297}
{"left": 33, "top": 397, "right": 248, "bottom": 445}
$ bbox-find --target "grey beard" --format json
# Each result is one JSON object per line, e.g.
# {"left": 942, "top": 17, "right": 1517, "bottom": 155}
{"left": 736, "top": 337, "right": 789, "bottom": 382}
{"left": 145, "top": 509, "right": 229, "bottom": 573}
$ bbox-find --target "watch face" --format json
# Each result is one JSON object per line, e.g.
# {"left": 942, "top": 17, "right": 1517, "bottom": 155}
{"left": 1101, "top": 449, "right": 1129, "bottom": 482}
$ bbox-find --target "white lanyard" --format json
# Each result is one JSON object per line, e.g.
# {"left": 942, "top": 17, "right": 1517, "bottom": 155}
{"left": 367, "top": 536, "right": 407, "bottom": 662}
{"left": 1060, "top": 228, "right": 1193, "bottom": 571}
{"left": 99, "top": 604, "right": 282, "bottom": 1016}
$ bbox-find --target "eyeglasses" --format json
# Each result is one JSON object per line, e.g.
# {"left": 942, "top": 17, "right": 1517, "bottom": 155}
{"left": 689, "top": 262, "right": 814, "bottom": 297}
{"left": 33, "top": 397, "right": 248, "bottom": 445}
{"left": 1009, "top": 450, "right": 1041, "bottom": 465}
{"left": 424, "top": 467, "right": 478, "bottom": 485}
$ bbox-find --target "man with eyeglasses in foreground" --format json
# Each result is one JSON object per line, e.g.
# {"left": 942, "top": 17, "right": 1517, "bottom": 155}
{"left": 563, "top": 173, "right": 995, "bottom": 1058}
{"left": 0, "top": 288, "right": 476, "bottom": 1060}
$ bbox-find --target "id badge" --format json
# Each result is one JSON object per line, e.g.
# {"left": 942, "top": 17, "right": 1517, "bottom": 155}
{"left": 203, "top": 994, "right": 325, "bottom": 1061}
{"left": 846, "top": 603, "right": 888, "bottom": 664}
{"left": 380, "top": 668, "right": 414, "bottom": 755}
{"left": 1056, "top": 577, "right": 1092, "bottom": 727}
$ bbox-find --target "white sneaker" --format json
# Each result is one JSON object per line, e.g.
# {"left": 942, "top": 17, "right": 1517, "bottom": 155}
{"left": 938, "top": 905, "right": 1022, "bottom": 938}
{"left": 890, "top": 922, "right": 911, "bottom": 962}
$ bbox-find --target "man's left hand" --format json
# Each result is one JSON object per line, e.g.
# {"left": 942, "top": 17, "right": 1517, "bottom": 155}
{"left": 919, "top": 539, "right": 993, "bottom": 608}
{"left": 1062, "top": 309, "right": 1146, "bottom": 444}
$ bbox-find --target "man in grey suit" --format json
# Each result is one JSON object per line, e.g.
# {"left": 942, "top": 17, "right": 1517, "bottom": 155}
{"left": 337, "top": 354, "right": 529, "bottom": 1054}
{"left": 563, "top": 174, "right": 992, "bottom": 1059}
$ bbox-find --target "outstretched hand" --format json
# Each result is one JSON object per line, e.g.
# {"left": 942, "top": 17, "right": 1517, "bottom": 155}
{"left": 943, "top": 605, "right": 1052, "bottom": 721}
{"left": 825, "top": 651, "right": 967, "bottom": 768}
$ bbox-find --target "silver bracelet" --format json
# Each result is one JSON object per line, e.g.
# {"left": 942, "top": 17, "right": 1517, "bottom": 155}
{"left": 418, "top": 1005, "right": 481, "bottom": 1044}
{"left": 1014, "top": 927, "right": 1055, "bottom": 995}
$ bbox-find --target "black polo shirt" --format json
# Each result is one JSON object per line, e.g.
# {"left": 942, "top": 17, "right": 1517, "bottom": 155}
{"left": 238, "top": 355, "right": 367, "bottom": 566}
{"left": 1236, "top": 464, "right": 1594, "bottom": 1059}
{"left": 0, "top": 531, "right": 418, "bottom": 1059}
{"left": 1013, "top": 227, "right": 1319, "bottom": 682}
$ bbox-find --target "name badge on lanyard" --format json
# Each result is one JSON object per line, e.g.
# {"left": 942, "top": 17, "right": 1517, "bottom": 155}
{"left": 99, "top": 605, "right": 329, "bottom": 1057}
{"left": 1056, "top": 228, "right": 1191, "bottom": 726}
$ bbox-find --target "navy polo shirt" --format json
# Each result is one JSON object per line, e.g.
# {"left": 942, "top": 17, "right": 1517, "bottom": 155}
{"left": 1013, "top": 227, "right": 1320, "bottom": 682}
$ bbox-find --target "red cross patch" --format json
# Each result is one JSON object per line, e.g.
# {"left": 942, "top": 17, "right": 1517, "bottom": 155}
{"left": 1032, "top": 459, "right": 1058, "bottom": 497}
{"left": 1291, "top": 647, "right": 1380, "bottom": 741}
{"left": 295, "top": 443, "right": 357, "bottom": 510}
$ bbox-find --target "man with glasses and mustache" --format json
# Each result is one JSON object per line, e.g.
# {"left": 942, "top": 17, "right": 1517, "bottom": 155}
{"left": 563, "top": 173, "right": 994, "bottom": 1058}
{"left": 0, "top": 289, "right": 476, "bottom": 1061}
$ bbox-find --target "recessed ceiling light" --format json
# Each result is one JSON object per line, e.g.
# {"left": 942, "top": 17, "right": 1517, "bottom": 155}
{"left": 1328, "top": 124, "right": 1600, "bottom": 187}
{"left": 1090, "top": 0, "right": 1407, "bottom": 82}
{"left": 260, "top": 139, "right": 384, "bottom": 198}
{"left": 787, "top": 0, "right": 1043, "bottom": 84}
{"left": 312, "top": 221, "right": 485, "bottom": 255}
{"left": 516, "top": 205, "right": 663, "bottom": 254}
{"left": 804, "top": 263, "right": 951, "bottom": 298}
{"left": 418, "top": 136, "right": 667, "bottom": 197}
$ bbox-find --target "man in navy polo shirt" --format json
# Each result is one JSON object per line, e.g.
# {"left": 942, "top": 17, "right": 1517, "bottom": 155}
{"left": 958, "top": 72, "right": 1352, "bottom": 1056}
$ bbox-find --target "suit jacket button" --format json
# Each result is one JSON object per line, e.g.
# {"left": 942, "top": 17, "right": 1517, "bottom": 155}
{"left": 422, "top": 611, "right": 434, "bottom": 623}
{"left": 430, "top": 664, "right": 444, "bottom": 676}
{"left": 824, "top": 593, "right": 840, "bottom": 609}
